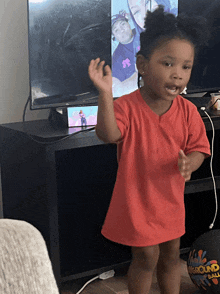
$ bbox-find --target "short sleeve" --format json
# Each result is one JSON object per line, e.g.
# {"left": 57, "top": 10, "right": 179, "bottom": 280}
{"left": 113, "top": 97, "right": 130, "bottom": 142}
{"left": 184, "top": 107, "right": 211, "bottom": 157}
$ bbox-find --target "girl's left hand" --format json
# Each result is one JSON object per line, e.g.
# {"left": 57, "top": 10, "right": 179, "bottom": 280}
{"left": 178, "top": 150, "right": 192, "bottom": 181}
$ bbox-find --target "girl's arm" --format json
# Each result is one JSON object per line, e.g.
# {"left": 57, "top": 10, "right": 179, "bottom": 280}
{"left": 88, "top": 58, "right": 121, "bottom": 143}
{"left": 178, "top": 150, "right": 206, "bottom": 182}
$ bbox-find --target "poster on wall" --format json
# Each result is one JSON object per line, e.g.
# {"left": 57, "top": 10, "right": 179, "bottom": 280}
{"left": 111, "top": 0, "right": 178, "bottom": 98}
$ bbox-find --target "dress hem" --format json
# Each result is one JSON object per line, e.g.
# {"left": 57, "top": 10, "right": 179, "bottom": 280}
{"left": 101, "top": 230, "right": 185, "bottom": 247}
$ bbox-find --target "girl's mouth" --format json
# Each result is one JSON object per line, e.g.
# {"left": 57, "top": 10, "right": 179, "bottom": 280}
{"left": 165, "top": 86, "right": 179, "bottom": 95}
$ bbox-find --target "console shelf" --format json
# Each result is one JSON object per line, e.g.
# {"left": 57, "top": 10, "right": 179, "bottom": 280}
{"left": 0, "top": 113, "right": 219, "bottom": 284}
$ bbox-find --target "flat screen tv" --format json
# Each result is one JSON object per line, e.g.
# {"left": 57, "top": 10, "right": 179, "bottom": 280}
{"left": 27, "top": 0, "right": 220, "bottom": 110}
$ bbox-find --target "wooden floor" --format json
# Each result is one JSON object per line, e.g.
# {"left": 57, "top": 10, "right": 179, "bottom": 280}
{"left": 60, "top": 259, "right": 199, "bottom": 294}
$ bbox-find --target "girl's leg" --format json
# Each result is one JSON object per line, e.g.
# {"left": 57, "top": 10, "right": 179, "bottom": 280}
{"left": 127, "top": 244, "right": 160, "bottom": 294}
{"left": 157, "top": 237, "right": 181, "bottom": 294}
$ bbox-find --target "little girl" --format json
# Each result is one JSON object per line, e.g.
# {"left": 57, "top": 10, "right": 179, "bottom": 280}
{"left": 88, "top": 6, "right": 211, "bottom": 294}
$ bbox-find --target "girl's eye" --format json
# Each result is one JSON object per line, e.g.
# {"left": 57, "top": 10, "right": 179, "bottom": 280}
{"left": 164, "top": 62, "right": 172, "bottom": 67}
{"left": 183, "top": 65, "right": 192, "bottom": 70}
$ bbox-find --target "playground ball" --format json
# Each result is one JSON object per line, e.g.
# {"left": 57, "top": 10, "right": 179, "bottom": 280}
{"left": 187, "top": 230, "right": 220, "bottom": 293}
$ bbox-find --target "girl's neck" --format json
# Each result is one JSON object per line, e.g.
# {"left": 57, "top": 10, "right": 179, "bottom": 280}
{"left": 140, "top": 87, "right": 173, "bottom": 116}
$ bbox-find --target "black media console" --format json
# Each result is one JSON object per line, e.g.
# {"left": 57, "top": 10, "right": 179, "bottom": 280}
{"left": 0, "top": 112, "right": 220, "bottom": 284}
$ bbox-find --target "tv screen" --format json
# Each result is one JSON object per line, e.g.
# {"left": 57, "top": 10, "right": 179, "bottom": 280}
{"left": 28, "top": 0, "right": 220, "bottom": 110}
{"left": 67, "top": 106, "right": 98, "bottom": 128}
{"left": 27, "top": 0, "right": 177, "bottom": 109}
{"left": 178, "top": 0, "right": 220, "bottom": 93}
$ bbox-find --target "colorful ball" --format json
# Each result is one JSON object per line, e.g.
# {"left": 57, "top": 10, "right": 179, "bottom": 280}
{"left": 187, "top": 230, "right": 220, "bottom": 293}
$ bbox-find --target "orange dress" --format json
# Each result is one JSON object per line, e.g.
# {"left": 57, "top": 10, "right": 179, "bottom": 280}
{"left": 101, "top": 89, "right": 211, "bottom": 247}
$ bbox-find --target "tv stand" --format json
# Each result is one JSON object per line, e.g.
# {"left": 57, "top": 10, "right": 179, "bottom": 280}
{"left": 48, "top": 107, "right": 68, "bottom": 129}
{"left": 0, "top": 114, "right": 220, "bottom": 284}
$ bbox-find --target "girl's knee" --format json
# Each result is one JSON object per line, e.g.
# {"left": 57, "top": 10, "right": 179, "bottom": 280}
{"left": 159, "top": 238, "right": 180, "bottom": 263}
{"left": 131, "top": 245, "right": 160, "bottom": 271}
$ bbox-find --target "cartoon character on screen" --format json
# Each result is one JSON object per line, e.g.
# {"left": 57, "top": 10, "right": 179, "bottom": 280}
{"left": 127, "top": 0, "right": 177, "bottom": 35}
{"left": 111, "top": 11, "right": 140, "bottom": 96}
{"left": 79, "top": 110, "right": 87, "bottom": 127}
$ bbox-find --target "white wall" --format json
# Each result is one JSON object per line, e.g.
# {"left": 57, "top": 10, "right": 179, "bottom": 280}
{"left": 0, "top": 0, "right": 50, "bottom": 217}
{"left": 0, "top": 0, "right": 49, "bottom": 124}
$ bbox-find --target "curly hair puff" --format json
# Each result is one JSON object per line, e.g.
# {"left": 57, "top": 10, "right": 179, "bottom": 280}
{"left": 137, "top": 5, "right": 210, "bottom": 59}
{"left": 137, "top": 5, "right": 210, "bottom": 87}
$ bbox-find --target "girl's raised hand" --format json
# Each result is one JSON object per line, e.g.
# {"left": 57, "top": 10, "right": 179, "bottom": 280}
{"left": 88, "top": 58, "right": 112, "bottom": 94}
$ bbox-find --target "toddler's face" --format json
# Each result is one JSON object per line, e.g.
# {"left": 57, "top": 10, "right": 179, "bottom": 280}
{"left": 112, "top": 20, "right": 133, "bottom": 44}
{"left": 140, "top": 39, "right": 194, "bottom": 102}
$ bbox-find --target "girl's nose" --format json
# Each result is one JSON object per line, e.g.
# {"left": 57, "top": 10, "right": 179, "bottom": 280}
{"left": 171, "top": 68, "right": 183, "bottom": 80}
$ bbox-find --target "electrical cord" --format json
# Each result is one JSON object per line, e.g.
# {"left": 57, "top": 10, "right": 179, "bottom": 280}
{"left": 75, "top": 275, "right": 99, "bottom": 294}
{"left": 209, "top": 98, "right": 220, "bottom": 109}
{"left": 73, "top": 270, "right": 115, "bottom": 294}
{"left": 200, "top": 106, "right": 218, "bottom": 229}
{"left": 22, "top": 95, "right": 95, "bottom": 145}
{"left": 23, "top": 95, "right": 31, "bottom": 122}
{"left": 22, "top": 125, "right": 96, "bottom": 145}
